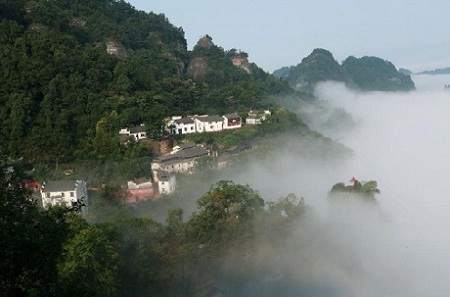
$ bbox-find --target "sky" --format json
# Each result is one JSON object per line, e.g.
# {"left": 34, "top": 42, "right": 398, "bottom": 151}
{"left": 128, "top": 0, "right": 450, "bottom": 73}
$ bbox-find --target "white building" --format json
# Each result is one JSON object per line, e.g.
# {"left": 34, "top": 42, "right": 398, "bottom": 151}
{"left": 158, "top": 173, "right": 177, "bottom": 195}
{"left": 170, "top": 117, "right": 196, "bottom": 135}
{"left": 151, "top": 146, "right": 209, "bottom": 174}
{"left": 41, "top": 180, "right": 88, "bottom": 211}
{"left": 119, "top": 124, "right": 147, "bottom": 141}
{"left": 194, "top": 115, "right": 224, "bottom": 133}
{"left": 223, "top": 113, "right": 242, "bottom": 130}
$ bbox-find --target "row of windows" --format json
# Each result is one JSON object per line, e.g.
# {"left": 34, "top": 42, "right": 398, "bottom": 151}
{"left": 45, "top": 192, "right": 75, "bottom": 198}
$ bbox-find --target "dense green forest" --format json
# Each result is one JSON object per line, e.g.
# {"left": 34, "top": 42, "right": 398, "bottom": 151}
{"left": 273, "top": 48, "right": 415, "bottom": 92}
{"left": 0, "top": 0, "right": 294, "bottom": 164}
{"left": 2, "top": 161, "right": 310, "bottom": 296}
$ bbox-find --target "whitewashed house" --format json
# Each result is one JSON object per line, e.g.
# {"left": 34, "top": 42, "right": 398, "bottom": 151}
{"left": 41, "top": 180, "right": 88, "bottom": 211}
{"left": 119, "top": 124, "right": 147, "bottom": 141}
{"left": 151, "top": 145, "right": 209, "bottom": 174}
{"left": 171, "top": 117, "right": 196, "bottom": 135}
{"left": 158, "top": 173, "right": 177, "bottom": 195}
{"left": 223, "top": 113, "right": 242, "bottom": 130}
{"left": 194, "top": 115, "right": 223, "bottom": 133}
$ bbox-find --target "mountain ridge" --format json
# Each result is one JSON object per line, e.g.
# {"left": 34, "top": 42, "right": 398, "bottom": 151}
{"left": 273, "top": 48, "right": 415, "bottom": 92}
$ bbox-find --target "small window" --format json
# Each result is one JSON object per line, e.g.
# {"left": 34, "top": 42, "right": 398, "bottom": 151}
{"left": 61, "top": 192, "right": 65, "bottom": 197}
{"left": 70, "top": 192, "right": 74, "bottom": 197}
{"left": 46, "top": 193, "right": 50, "bottom": 198}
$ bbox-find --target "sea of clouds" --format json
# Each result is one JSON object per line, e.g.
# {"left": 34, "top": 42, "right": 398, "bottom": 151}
{"left": 221, "top": 74, "right": 450, "bottom": 296}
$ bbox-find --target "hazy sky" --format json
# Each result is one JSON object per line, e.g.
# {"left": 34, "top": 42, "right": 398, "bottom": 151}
{"left": 128, "top": 0, "right": 450, "bottom": 73}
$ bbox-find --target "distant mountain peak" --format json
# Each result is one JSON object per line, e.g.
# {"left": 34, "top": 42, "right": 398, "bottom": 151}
{"left": 273, "top": 49, "right": 415, "bottom": 92}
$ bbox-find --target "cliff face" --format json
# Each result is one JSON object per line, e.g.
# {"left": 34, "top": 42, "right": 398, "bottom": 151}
{"left": 186, "top": 57, "right": 209, "bottom": 78}
{"left": 230, "top": 55, "right": 252, "bottom": 74}
{"left": 274, "top": 48, "right": 415, "bottom": 92}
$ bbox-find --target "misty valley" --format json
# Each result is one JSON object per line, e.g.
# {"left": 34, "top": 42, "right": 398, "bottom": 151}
{"left": 4, "top": 74, "right": 450, "bottom": 296}
{"left": 2, "top": 1, "right": 450, "bottom": 295}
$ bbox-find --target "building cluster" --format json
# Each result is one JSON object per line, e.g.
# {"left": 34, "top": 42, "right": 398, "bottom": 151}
{"left": 166, "top": 110, "right": 271, "bottom": 135}
{"left": 125, "top": 143, "right": 210, "bottom": 202}
{"left": 27, "top": 111, "right": 272, "bottom": 208}
{"left": 118, "top": 110, "right": 271, "bottom": 141}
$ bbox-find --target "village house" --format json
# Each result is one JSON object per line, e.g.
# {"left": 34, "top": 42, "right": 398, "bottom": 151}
{"left": 223, "top": 112, "right": 242, "bottom": 129}
{"left": 245, "top": 110, "right": 271, "bottom": 125}
{"left": 194, "top": 115, "right": 224, "bottom": 133}
{"left": 119, "top": 123, "right": 147, "bottom": 141}
{"left": 170, "top": 117, "right": 196, "bottom": 135}
{"left": 40, "top": 180, "right": 88, "bottom": 211}
{"left": 151, "top": 145, "right": 209, "bottom": 174}
{"left": 157, "top": 173, "right": 177, "bottom": 195}
{"left": 127, "top": 177, "right": 155, "bottom": 202}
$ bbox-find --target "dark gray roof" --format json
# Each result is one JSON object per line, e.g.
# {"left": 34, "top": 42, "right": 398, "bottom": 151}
{"left": 175, "top": 142, "right": 197, "bottom": 149}
{"left": 134, "top": 177, "right": 150, "bottom": 184}
{"left": 195, "top": 115, "right": 223, "bottom": 123}
{"left": 42, "top": 180, "right": 77, "bottom": 192}
{"left": 130, "top": 125, "right": 146, "bottom": 133}
{"left": 223, "top": 112, "right": 240, "bottom": 119}
{"left": 175, "top": 117, "right": 195, "bottom": 124}
{"left": 155, "top": 146, "right": 208, "bottom": 163}
{"left": 179, "top": 146, "right": 208, "bottom": 158}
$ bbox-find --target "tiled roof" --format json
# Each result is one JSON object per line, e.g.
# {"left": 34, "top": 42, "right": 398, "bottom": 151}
{"left": 223, "top": 112, "right": 240, "bottom": 119}
{"left": 195, "top": 115, "right": 223, "bottom": 123}
{"left": 155, "top": 146, "right": 208, "bottom": 163}
{"left": 175, "top": 117, "right": 195, "bottom": 124}
{"left": 130, "top": 126, "right": 146, "bottom": 133}
{"left": 174, "top": 142, "right": 197, "bottom": 149}
{"left": 42, "top": 180, "right": 77, "bottom": 192}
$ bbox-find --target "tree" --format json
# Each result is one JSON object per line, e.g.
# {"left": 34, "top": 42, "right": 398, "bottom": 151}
{"left": 57, "top": 227, "right": 118, "bottom": 297}
{"left": 191, "top": 180, "right": 264, "bottom": 239}
{"left": 0, "top": 159, "right": 72, "bottom": 296}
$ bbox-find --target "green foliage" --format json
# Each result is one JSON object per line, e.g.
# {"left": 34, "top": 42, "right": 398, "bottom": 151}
{"left": 2, "top": 160, "right": 320, "bottom": 296}
{"left": 0, "top": 161, "right": 71, "bottom": 296}
{"left": 57, "top": 227, "right": 118, "bottom": 297}
{"left": 190, "top": 180, "right": 264, "bottom": 240}
{"left": 342, "top": 56, "right": 415, "bottom": 91}
{"left": 85, "top": 185, "right": 134, "bottom": 224}
{"left": 277, "top": 48, "right": 415, "bottom": 92}
{"left": 329, "top": 179, "right": 380, "bottom": 203}
{"left": 0, "top": 0, "right": 306, "bottom": 168}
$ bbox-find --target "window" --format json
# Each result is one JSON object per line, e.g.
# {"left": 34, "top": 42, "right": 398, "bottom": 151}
{"left": 61, "top": 192, "right": 65, "bottom": 197}
{"left": 191, "top": 126, "right": 194, "bottom": 130}
{"left": 70, "top": 192, "right": 74, "bottom": 197}
{"left": 46, "top": 193, "right": 50, "bottom": 198}
{"left": 184, "top": 127, "right": 187, "bottom": 131}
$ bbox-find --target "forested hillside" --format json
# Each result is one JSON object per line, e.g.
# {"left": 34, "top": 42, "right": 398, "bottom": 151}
{"left": 274, "top": 48, "right": 415, "bottom": 92}
{"left": 0, "top": 0, "right": 292, "bottom": 163}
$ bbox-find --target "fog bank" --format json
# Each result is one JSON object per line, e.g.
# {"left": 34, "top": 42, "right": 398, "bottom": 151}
{"left": 217, "top": 75, "right": 450, "bottom": 296}
{"left": 308, "top": 76, "right": 450, "bottom": 296}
